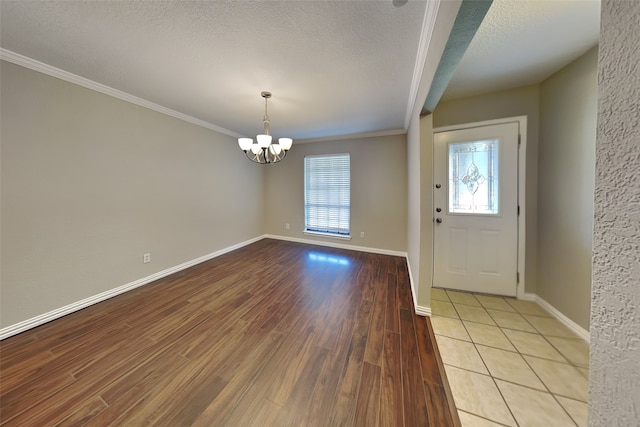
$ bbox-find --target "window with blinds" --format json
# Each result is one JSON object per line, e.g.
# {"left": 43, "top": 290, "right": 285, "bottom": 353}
{"left": 304, "top": 154, "right": 351, "bottom": 237}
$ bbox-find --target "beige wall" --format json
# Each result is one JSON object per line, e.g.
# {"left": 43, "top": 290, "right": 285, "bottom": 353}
{"left": 538, "top": 47, "right": 598, "bottom": 330}
{"left": 263, "top": 134, "right": 407, "bottom": 253}
{"left": 418, "top": 114, "right": 434, "bottom": 308}
{"left": 407, "top": 110, "right": 422, "bottom": 302}
{"left": 0, "top": 61, "right": 264, "bottom": 328}
{"left": 433, "top": 85, "right": 540, "bottom": 294}
{"left": 406, "top": 111, "right": 434, "bottom": 310}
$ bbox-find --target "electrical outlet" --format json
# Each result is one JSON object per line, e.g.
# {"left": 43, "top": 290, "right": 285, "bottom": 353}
{"left": 360, "top": 232, "right": 365, "bottom": 238}
{"left": 285, "top": 223, "right": 290, "bottom": 230}
{"left": 143, "top": 253, "right": 151, "bottom": 263}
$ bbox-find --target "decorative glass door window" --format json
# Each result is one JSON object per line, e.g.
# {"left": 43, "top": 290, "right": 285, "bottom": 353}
{"left": 448, "top": 139, "right": 500, "bottom": 214}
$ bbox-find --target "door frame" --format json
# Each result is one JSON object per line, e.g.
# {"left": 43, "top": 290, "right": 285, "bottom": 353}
{"left": 432, "top": 116, "right": 528, "bottom": 299}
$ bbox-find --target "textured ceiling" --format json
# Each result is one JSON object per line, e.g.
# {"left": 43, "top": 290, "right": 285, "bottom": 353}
{"left": 442, "top": 0, "right": 601, "bottom": 101}
{"left": 0, "top": 1, "right": 601, "bottom": 141}
{"left": 0, "top": 0, "right": 429, "bottom": 141}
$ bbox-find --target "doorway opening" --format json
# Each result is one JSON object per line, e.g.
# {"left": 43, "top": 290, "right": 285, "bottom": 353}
{"left": 432, "top": 117, "right": 527, "bottom": 298}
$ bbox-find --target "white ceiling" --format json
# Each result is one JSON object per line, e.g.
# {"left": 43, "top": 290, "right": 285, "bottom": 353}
{"left": 443, "top": 0, "right": 600, "bottom": 101}
{"left": 0, "top": 0, "right": 430, "bottom": 141}
{"left": 0, "top": 1, "right": 600, "bottom": 142}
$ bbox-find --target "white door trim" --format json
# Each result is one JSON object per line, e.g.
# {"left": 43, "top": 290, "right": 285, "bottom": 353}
{"left": 433, "top": 116, "right": 527, "bottom": 299}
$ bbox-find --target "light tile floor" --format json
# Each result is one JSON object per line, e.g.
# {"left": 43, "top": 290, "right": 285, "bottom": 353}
{"left": 431, "top": 288, "right": 589, "bottom": 427}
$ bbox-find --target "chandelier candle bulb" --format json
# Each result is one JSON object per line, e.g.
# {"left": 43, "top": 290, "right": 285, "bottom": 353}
{"left": 238, "top": 138, "right": 253, "bottom": 151}
{"left": 270, "top": 144, "right": 282, "bottom": 155}
{"left": 238, "top": 91, "right": 293, "bottom": 164}
{"left": 279, "top": 138, "right": 293, "bottom": 150}
{"left": 257, "top": 134, "right": 272, "bottom": 148}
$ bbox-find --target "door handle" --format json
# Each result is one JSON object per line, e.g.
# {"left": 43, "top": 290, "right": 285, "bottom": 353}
{"left": 436, "top": 218, "right": 443, "bottom": 224}
{"left": 436, "top": 208, "right": 442, "bottom": 213}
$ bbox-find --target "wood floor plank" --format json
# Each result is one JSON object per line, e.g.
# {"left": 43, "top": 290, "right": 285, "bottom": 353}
{"left": 414, "top": 312, "right": 444, "bottom": 385}
{"left": 379, "top": 331, "right": 404, "bottom": 427}
{"left": 425, "top": 316, "right": 461, "bottom": 427}
{"left": 261, "top": 345, "right": 329, "bottom": 427}
{"left": 84, "top": 353, "right": 191, "bottom": 426}
{"left": 423, "top": 380, "right": 455, "bottom": 427}
{"left": 385, "top": 273, "right": 401, "bottom": 333}
{"left": 329, "top": 293, "right": 374, "bottom": 426}
{"left": 189, "top": 330, "right": 284, "bottom": 427}
{"left": 353, "top": 361, "right": 382, "bottom": 427}
{"left": 1, "top": 323, "right": 155, "bottom": 423}
{"left": 54, "top": 396, "right": 107, "bottom": 427}
{"left": 245, "top": 399, "right": 283, "bottom": 427}
{"left": 396, "top": 264, "right": 413, "bottom": 311}
{"left": 99, "top": 349, "right": 190, "bottom": 406}
{"left": 399, "top": 308, "right": 430, "bottom": 427}
{"left": 2, "top": 335, "right": 160, "bottom": 426}
{"left": 266, "top": 332, "right": 321, "bottom": 406}
{"left": 0, "top": 369, "right": 76, "bottom": 423}
{"left": 1, "top": 320, "right": 130, "bottom": 398}
{"left": 0, "top": 239, "right": 456, "bottom": 427}
{"left": 364, "top": 280, "right": 388, "bottom": 366}
{"left": 220, "top": 322, "right": 320, "bottom": 425}
{"left": 158, "top": 373, "right": 229, "bottom": 426}
{"left": 304, "top": 336, "right": 351, "bottom": 425}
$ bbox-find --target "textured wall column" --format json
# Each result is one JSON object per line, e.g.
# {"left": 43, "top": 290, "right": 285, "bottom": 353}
{"left": 589, "top": 0, "right": 640, "bottom": 425}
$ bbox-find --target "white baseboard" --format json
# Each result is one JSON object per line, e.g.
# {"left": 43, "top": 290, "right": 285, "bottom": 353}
{"left": 415, "top": 305, "right": 432, "bottom": 317}
{"left": 535, "top": 295, "right": 590, "bottom": 343}
{"left": 405, "top": 257, "right": 417, "bottom": 309}
{"left": 424, "top": 289, "right": 589, "bottom": 342}
{"left": 405, "top": 257, "right": 426, "bottom": 316}
{"left": 266, "top": 234, "right": 425, "bottom": 317}
{"left": 0, "top": 236, "right": 264, "bottom": 340}
{"left": 264, "top": 234, "right": 407, "bottom": 257}
{"left": 519, "top": 292, "right": 537, "bottom": 302}
{"left": 1, "top": 235, "right": 424, "bottom": 340}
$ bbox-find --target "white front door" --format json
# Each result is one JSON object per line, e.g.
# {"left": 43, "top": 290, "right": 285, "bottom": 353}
{"left": 433, "top": 122, "right": 519, "bottom": 297}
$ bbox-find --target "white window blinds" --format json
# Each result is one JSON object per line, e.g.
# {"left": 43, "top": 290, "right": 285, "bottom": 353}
{"left": 304, "top": 154, "right": 351, "bottom": 236}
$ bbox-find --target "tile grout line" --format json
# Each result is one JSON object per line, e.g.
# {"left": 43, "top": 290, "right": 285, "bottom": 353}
{"left": 434, "top": 321, "right": 585, "bottom": 367}
{"left": 437, "top": 289, "right": 588, "bottom": 427}
{"left": 457, "top": 409, "right": 514, "bottom": 427}
{"left": 517, "top": 345, "right": 582, "bottom": 426}
{"left": 526, "top": 328, "right": 586, "bottom": 426}
{"left": 449, "top": 291, "right": 518, "bottom": 427}
{"left": 468, "top": 322, "right": 520, "bottom": 427}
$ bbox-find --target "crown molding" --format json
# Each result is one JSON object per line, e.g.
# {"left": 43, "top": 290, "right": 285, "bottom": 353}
{"left": 0, "top": 49, "right": 243, "bottom": 138}
{"left": 296, "top": 128, "right": 406, "bottom": 145}
{"left": 404, "top": 0, "right": 442, "bottom": 130}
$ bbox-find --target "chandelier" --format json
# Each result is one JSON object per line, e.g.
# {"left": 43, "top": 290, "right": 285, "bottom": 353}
{"left": 238, "top": 91, "right": 293, "bottom": 164}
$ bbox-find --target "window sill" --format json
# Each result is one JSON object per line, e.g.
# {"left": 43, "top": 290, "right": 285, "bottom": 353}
{"left": 304, "top": 230, "right": 352, "bottom": 241}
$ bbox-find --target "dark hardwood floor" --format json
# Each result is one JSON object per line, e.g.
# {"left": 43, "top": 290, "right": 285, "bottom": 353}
{"left": 0, "top": 239, "right": 459, "bottom": 426}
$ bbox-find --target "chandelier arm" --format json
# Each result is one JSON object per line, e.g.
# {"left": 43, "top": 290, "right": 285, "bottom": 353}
{"left": 245, "top": 149, "right": 263, "bottom": 164}
{"left": 245, "top": 150, "right": 256, "bottom": 163}
{"left": 244, "top": 146, "right": 287, "bottom": 164}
